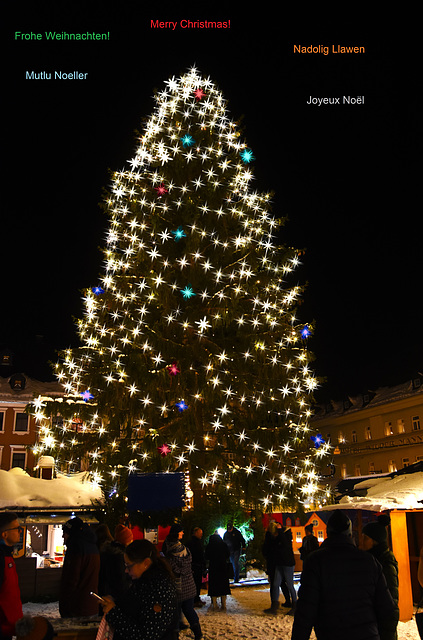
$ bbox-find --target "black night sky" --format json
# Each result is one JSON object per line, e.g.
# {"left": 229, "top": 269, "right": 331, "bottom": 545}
{"left": 3, "top": 5, "right": 421, "bottom": 401}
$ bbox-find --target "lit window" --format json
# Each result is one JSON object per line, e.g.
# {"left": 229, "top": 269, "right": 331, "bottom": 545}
{"left": 384, "top": 422, "right": 393, "bottom": 436}
{"left": 365, "top": 426, "right": 372, "bottom": 440}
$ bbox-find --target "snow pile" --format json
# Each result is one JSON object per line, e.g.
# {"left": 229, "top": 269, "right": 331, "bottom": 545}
{"left": 22, "top": 586, "right": 420, "bottom": 640}
{"left": 338, "top": 472, "right": 423, "bottom": 511}
{"left": 0, "top": 468, "right": 102, "bottom": 509}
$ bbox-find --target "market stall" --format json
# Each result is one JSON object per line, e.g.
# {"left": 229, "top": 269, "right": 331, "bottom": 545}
{"left": 322, "top": 468, "right": 423, "bottom": 621}
{"left": 0, "top": 465, "right": 102, "bottom": 601}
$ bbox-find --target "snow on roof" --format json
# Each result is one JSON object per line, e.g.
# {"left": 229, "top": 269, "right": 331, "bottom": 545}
{"left": 352, "top": 477, "right": 390, "bottom": 490}
{"left": 0, "top": 373, "right": 63, "bottom": 403}
{"left": 0, "top": 468, "right": 102, "bottom": 510}
{"left": 325, "top": 471, "right": 423, "bottom": 511}
{"left": 313, "top": 377, "right": 423, "bottom": 421}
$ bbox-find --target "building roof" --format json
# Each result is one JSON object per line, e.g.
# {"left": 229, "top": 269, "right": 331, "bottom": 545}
{"left": 312, "top": 376, "right": 423, "bottom": 422}
{"left": 0, "top": 373, "right": 63, "bottom": 404}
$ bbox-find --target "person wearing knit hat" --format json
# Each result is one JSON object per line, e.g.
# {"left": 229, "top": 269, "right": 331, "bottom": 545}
{"left": 292, "top": 510, "right": 398, "bottom": 640}
{"left": 15, "top": 615, "right": 56, "bottom": 640}
{"left": 114, "top": 524, "right": 133, "bottom": 547}
{"left": 299, "top": 524, "right": 320, "bottom": 566}
{"left": 362, "top": 514, "right": 390, "bottom": 546}
{"left": 362, "top": 515, "right": 399, "bottom": 640}
{"left": 62, "top": 517, "right": 83, "bottom": 539}
{"left": 326, "top": 509, "right": 353, "bottom": 537}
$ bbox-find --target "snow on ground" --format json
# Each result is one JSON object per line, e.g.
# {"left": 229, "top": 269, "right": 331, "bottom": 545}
{"left": 22, "top": 585, "right": 421, "bottom": 640}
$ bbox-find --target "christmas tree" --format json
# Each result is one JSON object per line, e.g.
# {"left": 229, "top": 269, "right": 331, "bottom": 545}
{"left": 31, "top": 67, "right": 331, "bottom": 512}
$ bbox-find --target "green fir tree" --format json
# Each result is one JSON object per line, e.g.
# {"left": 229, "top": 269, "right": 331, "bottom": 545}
{"left": 31, "top": 67, "right": 331, "bottom": 513}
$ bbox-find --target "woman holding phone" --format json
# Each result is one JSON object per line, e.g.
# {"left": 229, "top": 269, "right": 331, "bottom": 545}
{"left": 101, "top": 539, "right": 178, "bottom": 640}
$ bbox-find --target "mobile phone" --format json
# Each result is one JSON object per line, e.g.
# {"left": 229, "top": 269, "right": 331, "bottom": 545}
{"left": 90, "top": 592, "right": 106, "bottom": 603}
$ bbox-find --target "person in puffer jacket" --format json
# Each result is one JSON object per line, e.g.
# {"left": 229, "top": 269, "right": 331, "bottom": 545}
{"left": 362, "top": 514, "right": 399, "bottom": 640}
{"left": 162, "top": 525, "right": 202, "bottom": 639}
{"left": 291, "top": 510, "right": 397, "bottom": 640}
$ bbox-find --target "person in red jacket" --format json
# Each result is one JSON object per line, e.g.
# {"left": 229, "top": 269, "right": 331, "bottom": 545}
{"left": 0, "top": 512, "right": 23, "bottom": 640}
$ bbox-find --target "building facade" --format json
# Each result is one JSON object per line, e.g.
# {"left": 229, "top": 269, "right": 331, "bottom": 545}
{"left": 312, "top": 376, "right": 423, "bottom": 487}
{"left": 0, "top": 373, "right": 63, "bottom": 472}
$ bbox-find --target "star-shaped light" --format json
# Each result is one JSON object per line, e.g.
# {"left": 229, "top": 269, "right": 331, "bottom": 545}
{"left": 240, "top": 148, "right": 255, "bottom": 163}
{"left": 172, "top": 226, "right": 187, "bottom": 241}
{"left": 157, "top": 443, "right": 171, "bottom": 457}
{"left": 311, "top": 434, "right": 325, "bottom": 449}
{"left": 167, "top": 361, "right": 180, "bottom": 376}
{"left": 181, "top": 285, "right": 195, "bottom": 299}
{"left": 176, "top": 399, "right": 188, "bottom": 412}
{"left": 301, "top": 325, "right": 311, "bottom": 339}
{"left": 196, "top": 316, "right": 211, "bottom": 333}
{"left": 181, "top": 134, "right": 195, "bottom": 147}
{"left": 92, "top": 286, "right": 105, "bottom": 295}
{"left": 155, "top": 183, "right": 168, "bottom": 196}
{"left": 194, "top": 88, "right": 206, "bottom": 101}
{"left": 80, "top": 390, "right": 94, "bottom": 402}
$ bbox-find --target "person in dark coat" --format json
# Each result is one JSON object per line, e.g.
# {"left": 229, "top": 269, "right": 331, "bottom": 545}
{"left": 96, "top": 524, "right": 131, "bottom": 603}
{"left": 262, "top": 521, "right": 292, "bottom": 613}
{"left": 223, "top": 522, "right": 245, "bottom": 583}
{"left": 186, "top": 527, "right": 207, "bottom": 607}
{"left": 59, "top": 517, "right": 100, "bottom": 618}
{"left": 162, "top": 525, "right": 202, "bottom": 639}
{"left": 362, "top": 514, "right": 399, "bottom": 640}
{"left": 262, "top": 521, "right": 297, "bottom": 614}
{"left": 205, "top": 531, "right": 231, "bottom": 610}
{"left": 102, "top": 539, "right": 177, "bottom": 640}
{"left": 0, "top": 512, "right": 23, "bottom": 640}
{"left": 299, "top": 524, "right": 319, "bottom": 565}
{"left": 291, "top": 510, "right": 398, "bottom": 640}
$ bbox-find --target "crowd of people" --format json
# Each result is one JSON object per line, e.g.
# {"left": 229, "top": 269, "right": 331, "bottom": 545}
{"left": 0, "top": 513, "right": 245, "bottom": 640}
{"left": 0, "top": 509, "right": 420, "bottom": 640}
